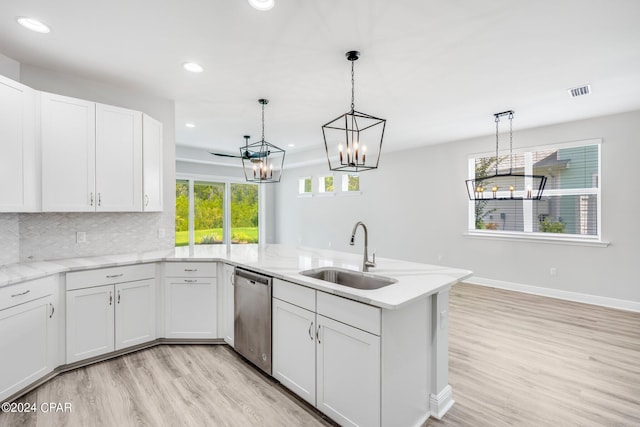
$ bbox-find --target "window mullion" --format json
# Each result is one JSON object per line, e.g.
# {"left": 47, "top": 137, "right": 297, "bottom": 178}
{"left": 523, "top": 152, "right": 533, "bottom": 232}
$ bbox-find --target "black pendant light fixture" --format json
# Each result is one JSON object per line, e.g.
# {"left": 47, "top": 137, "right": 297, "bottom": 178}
{"left": 322, "top": 51, "right": 386, "bottom": 173}
{"left": 240, "top": 99, "right": 285, "bottom": 183}
{"left": 466, "top": 110, "right": 547, "bottom": 200}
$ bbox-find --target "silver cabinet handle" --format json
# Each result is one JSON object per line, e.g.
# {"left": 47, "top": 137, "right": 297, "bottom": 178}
{"left": 184, "top": 279, "right": 198, "bottom": 283}
{"left": 98, "top": 193, "right": 102, "bottom": 207}
{"left": 106, "top": 274, "right": 124, "bottom": 279}
{"left": 308, "top": 321, "right": 314, "bottom": 341}
{"left": 49, "top": 303, "right": 55, "bottom": 318}
{"left": 109, "top": 291, "right": 113, "bottom": 306}
{"left": 117, "top": 290, "right": 121, "bottom": 304}
{"left": 144, "top": 195, "right": 149, "bottom": 206}
{"left": 184, "top": 268, "right": 198, "bottom": 272}
{"left": 230, "top": 274, "right": 234, "bottom": 286}
{"left": 316, "top": 325, "right": 321, "bottom": 344}
{"left": 90, "top": 192, "right": 94, "bottom": 206}
{"left": 11, "top": 289, "right": 30, "bottom": 298}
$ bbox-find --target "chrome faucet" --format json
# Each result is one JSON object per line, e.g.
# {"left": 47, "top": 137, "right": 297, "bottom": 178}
{"left": 350, "top": 221, "right": 376, "bottom": 272}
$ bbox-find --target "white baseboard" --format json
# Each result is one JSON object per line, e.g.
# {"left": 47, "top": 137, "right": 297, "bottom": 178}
{"left": 466, "top": 276, "right": 640, "bottom": 313}
{"left": 429, "top": 385, "right": 454, "bottom": 420}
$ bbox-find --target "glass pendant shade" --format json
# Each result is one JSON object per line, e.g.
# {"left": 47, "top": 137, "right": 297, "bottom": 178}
{"left": 241, "top": 99, "right": 285, "bottom": 183}
{"left": 323, "top": 51, "right": 385, "bottom": 173}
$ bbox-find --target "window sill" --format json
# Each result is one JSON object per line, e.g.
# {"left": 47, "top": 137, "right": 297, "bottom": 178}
{"left": 338, "top": 191, "right": 363, "bottom": 196}
{"left": 464, "top": 230, "right": 610, "bottom": 247}
{"left": 297, "top": 193, "right": 313, "bottom": 198}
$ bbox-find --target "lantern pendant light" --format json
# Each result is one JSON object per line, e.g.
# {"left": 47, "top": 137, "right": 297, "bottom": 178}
{"left": 240, "top": 99, "right": 286, "bottom": 183}
{"left": 465, "top": 110, "right": 547, "bottom": 200}
{"left": 322, "top": 51, "right": 386, "bottom": 173}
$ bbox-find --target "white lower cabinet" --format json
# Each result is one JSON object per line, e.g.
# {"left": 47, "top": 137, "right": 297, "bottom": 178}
{"left": 164, "top": 262, "right": 217, "bottom": 339}
{"left": 66, "top": 264, "right": 156, "bottom": 364}
{"left": 272, "top": 278, "right": 381, "bottom": 426}
{"left": 272, "top": 298, "right": 316, "bottom": 405}
{"left": 316, "top": 315, "right": 381, "bottom": 427}
{"left": 0, "top": 276, "right": 58, "bottom": 402}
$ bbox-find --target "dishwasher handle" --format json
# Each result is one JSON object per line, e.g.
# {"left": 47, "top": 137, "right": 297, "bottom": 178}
{"left": 234, "top": 267, "right": 272, "bottom": 286}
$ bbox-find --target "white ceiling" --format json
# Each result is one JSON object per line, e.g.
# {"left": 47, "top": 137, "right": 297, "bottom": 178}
{"left": 1, "top": 0, "right": 639, "bottom": 159}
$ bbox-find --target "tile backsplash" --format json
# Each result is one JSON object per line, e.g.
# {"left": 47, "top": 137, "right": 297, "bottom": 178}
{"left": 14, "top": 212, "right": 174, "bottom": 263}
{"left": 0, "top": 214, "right": 20, "bottom": 265}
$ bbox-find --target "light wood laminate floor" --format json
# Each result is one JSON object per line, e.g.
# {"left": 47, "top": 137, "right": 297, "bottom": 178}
{"left": 2, "top": 283, "right": 639, "bottom": 427}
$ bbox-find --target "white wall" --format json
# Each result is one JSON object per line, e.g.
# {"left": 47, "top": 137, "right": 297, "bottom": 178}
{"left": 275, "top": 110, "right": 640, "bottom": 305}
{"left": 0, "top": 61, "right": 177, "bottom": 263}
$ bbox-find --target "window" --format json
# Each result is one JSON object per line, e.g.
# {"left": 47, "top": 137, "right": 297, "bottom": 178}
{"left": 468, "top": 139, "right": 601, "bottom": 240}
{"left": 175, "top": 178, "right": 259, "bottom": 247}
{"left": 318, "top": 175, "right": 334, "bottom": 194}
{"left": 341, "top": 174, "right": 360, "bottom": 192}
{"left": 298, "top": 177, "right": 312, "bottom": 195}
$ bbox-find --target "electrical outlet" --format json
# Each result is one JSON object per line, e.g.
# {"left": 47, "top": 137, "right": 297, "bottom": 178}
{"left": 437, "top": 254, "right": 444, "bottom": 262}
{"left": 550, "top": 267, "right": 557, "bottom": 276}
{"left": 76, "top": 232, "right": 86, "bottom": 243}
{"left": 157, "top": 228, "right": 166, "bottom": 239}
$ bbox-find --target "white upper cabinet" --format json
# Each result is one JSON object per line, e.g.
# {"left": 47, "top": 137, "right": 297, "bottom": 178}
{"left": 41, "top": 94, "right": 147, "bottom": 212}
{"left": 142, "top": 114, "right": 163, "bottom": 211}
{"left": 0, "top": 75, "right": 38, "bottom": 212}
{"left": 95, "top": 103, "right": 142, "bottom": 211}
{"left": 41, "top": 92, "right": 96, "bottom": 212}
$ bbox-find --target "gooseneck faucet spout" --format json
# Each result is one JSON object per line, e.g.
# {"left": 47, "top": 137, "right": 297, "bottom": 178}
{"left": 349, "top": 221, "right": 376, "bottom": 272}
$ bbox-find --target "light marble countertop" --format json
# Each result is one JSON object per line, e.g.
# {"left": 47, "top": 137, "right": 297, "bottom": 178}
{"left": 0, "top": 244, "right": 472, "bottom": 310}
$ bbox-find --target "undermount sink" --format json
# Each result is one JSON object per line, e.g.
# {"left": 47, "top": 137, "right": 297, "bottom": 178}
{"left": 299, "top": 267, "right": 397, "bottom": 290}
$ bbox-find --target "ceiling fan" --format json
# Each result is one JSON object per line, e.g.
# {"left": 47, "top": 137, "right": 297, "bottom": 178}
{"left": 209, "top": 135, "right": 269, "bottom": 163}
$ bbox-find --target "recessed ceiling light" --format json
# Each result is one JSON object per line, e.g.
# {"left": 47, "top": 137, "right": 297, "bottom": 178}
{"left": 183, "top": 62, "right": 204, "bottom": 73}
{"left": 16, "top": 17, "right": 51, "bottom": 33}
{"left": 185, "top": 123, "right": 195, "bottom": 128}
{"left": 288, "top": 144, "right": 295, "bottom": 148}
{"left": 248, "top": 0, "right": 275, "bottom": 11}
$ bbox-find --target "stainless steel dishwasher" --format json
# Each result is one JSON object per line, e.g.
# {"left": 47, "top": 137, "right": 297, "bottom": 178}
{"left": 234, "top": 267, "right": 272, "bottom": 375}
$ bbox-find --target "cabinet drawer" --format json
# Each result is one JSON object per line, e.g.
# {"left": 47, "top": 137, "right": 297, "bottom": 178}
{"left": 317, "top": 292, "right": 380, "bottom": 336}
{"left": 66, "top": 263, "right": 155, "bottom": 291}
{"left": 273, "top": 278, "right": 315, "bottom": 312}
{"left": 0, "top": 276, "right": 57, "bottom": 311}
{"left": 165, "top": 262, "right": 216, "bottom": 278}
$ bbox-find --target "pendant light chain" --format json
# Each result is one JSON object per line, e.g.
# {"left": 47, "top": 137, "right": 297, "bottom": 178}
{"left": 261, "top": 101, "right": 266, "bottom": 141}
{"left": 350, "top": 59, "right": 355, "bottom": 113}
{"left": 495, "top": 114, "right": 500, "bottom": 175}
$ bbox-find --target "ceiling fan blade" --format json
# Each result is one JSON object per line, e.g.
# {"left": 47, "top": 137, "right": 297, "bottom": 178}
{"left": 209, "top": 152, "right": 241, "bottom": 158}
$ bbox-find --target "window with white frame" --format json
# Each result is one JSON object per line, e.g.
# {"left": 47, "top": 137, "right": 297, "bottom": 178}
{"left": 175, "top": 178, "right": 259, "bottom": 247}
{"left": 298, "top": 177, "right": 312, "bottom": 195}
{"left": 468, "top": 139, "right": 601, "bottom": 239}
{"left": 318, "top": 175, "right": 334, "bottom": 193}
{"left": 341, "top": 174, "right": 360, "bottom": 192}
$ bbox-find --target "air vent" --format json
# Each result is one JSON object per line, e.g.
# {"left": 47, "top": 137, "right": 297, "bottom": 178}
{"left": 568, "top": 85, "right": 591, "bottom": 97}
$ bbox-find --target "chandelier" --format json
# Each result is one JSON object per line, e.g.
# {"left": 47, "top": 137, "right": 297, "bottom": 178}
{"left": 465, "top": 110, "right": 547, "bottom": 200}
{"left": 241, "top": 99, "right": 285, "bottom": 183}
{"left": 322, "top": 51, "right": 386, "bottom": 173}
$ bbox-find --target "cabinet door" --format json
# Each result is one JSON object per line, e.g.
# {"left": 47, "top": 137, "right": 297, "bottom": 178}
{"left": 220, "top": 264, "right": 235, "bottom": 346}
{"left": 95, "top": 103, "right": 142, "bottom": 211}
{"left": 272, "top": 298, "right": 316, "bottom": 406}
{"left": 142, "top": 114, "right": 163, "bottom": 212}
{"left": 0, "top": 295, "right": 55, "bottom": 401}
{"left": 0, "top": 75, "right": 37, "bottom": 212}
{"left": 41, "top": 92, "right": 96, "bottom": 212}
{"left": 165, "top": 277, "right": 217, "bottom": 338}
{"left": 66, "top": 285, "right": 114, "bottom": 363}
{"left": 115, "top": 279, "right": 156, "bottom": 350}
{"left": 316, "top": 315, "right": 381, "bottom": 427}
